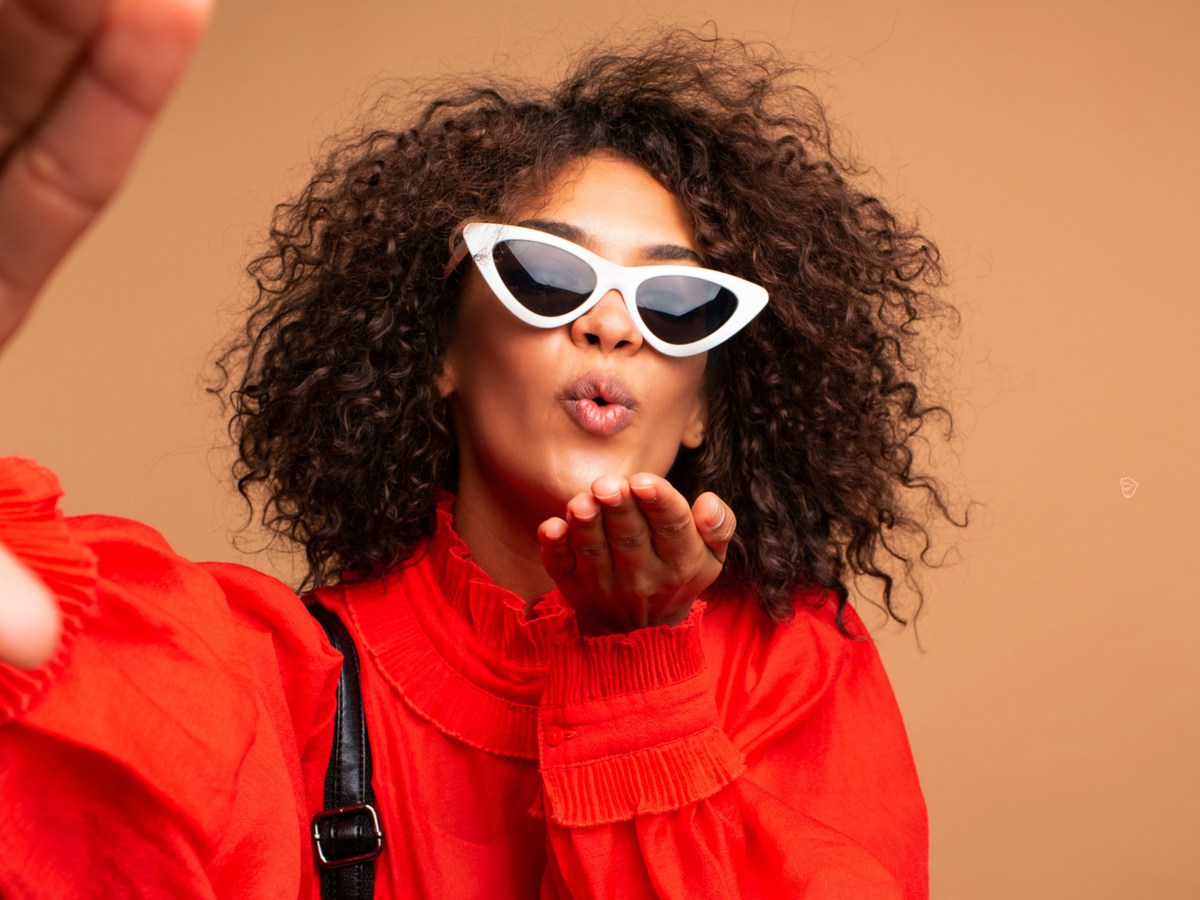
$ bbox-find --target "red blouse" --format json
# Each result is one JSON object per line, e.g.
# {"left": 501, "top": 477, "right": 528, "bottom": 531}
{"left": 0, "top": 457, "right": 927, "bottom": 898}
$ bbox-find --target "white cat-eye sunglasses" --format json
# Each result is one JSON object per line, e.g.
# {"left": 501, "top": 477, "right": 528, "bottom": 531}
{"left": 445, "top": 223, "right": 769, "bottom": 357}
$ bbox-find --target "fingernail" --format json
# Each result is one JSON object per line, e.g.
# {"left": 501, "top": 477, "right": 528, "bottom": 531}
{"left": 630, "top": 477, "right": 656, "bottom": 502}
{"left": 706, "top": 500, "right": 725, "bottom": 528}
{"left": 593, "top": 475, "right": 625, "bottom": 503}
{"left": 542, "top": 520, "right": 567, "bottom": 541}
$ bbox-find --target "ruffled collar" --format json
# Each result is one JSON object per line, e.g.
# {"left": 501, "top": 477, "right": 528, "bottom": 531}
{"left": 426, "top": 496, "right": 573, "bottom": 665}
{"left": 340, "top": 495, "right": 572, "bottom": 759}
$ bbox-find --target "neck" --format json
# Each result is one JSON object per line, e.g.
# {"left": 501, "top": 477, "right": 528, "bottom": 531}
{"left": 450, "top": 476, "right": 557, "bottom": 607}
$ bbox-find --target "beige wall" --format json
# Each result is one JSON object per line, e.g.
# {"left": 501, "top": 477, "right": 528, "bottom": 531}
{"left": 3, "top": 1, "right": 1197, "bottom": 896}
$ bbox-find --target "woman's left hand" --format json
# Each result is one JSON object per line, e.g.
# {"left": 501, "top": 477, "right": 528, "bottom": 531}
{"left": 537, "top": 474, "right": 736, "bottom": 636}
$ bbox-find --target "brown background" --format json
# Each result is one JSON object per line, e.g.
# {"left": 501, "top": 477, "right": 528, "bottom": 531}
{"left": 3, "top": 0, "right": 1198, "bottom": 896}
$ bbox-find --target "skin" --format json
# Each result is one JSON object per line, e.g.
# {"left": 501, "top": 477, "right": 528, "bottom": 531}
{"left": 0, "top": 0, "right": 214, "bottom": 668}
{"left": 440, "top": 153, "right": 738, "bottom": 635}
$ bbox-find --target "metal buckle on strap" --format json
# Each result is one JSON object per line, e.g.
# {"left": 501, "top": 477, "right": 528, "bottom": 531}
{"left": 311, "top": 803, "right": 384, "bottom": 868}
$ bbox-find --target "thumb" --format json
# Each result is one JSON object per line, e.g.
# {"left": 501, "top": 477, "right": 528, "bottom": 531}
{"left": 0, "top": 541, "right": 62, "bottom": 670}
{"left": 692, "top": 493, "right": 736, "bottom": 564}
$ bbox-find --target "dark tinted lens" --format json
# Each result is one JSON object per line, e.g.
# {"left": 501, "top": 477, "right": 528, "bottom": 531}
{"left": 493, "top": 240, "right": 596, "bottom": 316}
{"left": 636, "top": 275, "right": 738, "bottom": 345}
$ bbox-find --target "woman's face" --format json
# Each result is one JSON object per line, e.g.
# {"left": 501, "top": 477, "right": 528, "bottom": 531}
{"left": 440, "top": 152, "right": 708, "bottom": 520}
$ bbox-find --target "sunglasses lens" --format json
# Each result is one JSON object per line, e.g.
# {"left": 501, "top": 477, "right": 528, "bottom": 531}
{"left": 636, "top": 275, "right": 739, "bottom": 345}
{"left": 493, "top": 240, "right": 597, "bottom": 316}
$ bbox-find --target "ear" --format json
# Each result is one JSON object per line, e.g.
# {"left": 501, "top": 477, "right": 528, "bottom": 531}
{"left": 436, "top": 352, "right": 457, "bottom": 399}
{"left": 680, "top": 393, "right": 707, "bottom": 449}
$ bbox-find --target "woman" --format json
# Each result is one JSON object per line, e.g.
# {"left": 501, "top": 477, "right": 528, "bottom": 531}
{"left": 0, "top": 1, "right": 963, "bottom": 897}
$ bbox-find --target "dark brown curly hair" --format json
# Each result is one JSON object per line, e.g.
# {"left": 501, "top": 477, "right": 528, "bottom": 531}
{"left": 214, "top": 29, "right": 971, "bottom": 631}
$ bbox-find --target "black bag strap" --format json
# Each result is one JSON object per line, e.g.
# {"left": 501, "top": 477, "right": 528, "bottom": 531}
{"left": 305, "top": 600, "right": 383, "bottom": 899}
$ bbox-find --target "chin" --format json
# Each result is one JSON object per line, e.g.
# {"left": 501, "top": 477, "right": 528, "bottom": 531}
{"left": 570, "top": 452, "right": 633, "bottom": 483}
{"left": 542, "top": 451, "right": 669, "bottom": 501}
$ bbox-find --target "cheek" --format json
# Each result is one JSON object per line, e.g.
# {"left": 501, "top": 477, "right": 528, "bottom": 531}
{"left": 444, "top": 319, "right": 560, "bottom": 447}
{"left": 444, "top": 279, "right": 533, "bottom": 394}
{"left": 641, "top": 360, "right": 707, "bottom": 457}
{"left": 451, "top": 321, "right": 548, "bottom": 398}
{"left": 668, "top": 360, "right": 708, "bottom": 418}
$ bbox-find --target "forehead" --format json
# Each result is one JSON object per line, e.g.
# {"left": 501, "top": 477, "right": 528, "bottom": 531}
{"left": 511, "top": 152, "right": 697, "bottom": 257}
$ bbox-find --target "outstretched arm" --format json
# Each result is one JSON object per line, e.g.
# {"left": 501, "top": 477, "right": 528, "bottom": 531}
{"left": 0, "top": 0, "right": 212, "bottom": 668}
{"left": 535, "top": 476, "right": 925, "bottom": 897}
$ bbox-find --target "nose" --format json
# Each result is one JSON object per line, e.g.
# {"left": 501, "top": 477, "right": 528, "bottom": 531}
{"left": 570, "top": 289, "right": 643, "bottom": 354}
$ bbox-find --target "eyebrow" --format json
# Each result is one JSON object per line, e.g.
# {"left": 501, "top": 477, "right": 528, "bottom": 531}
{"left": 518, "top": 218, "right": 704, "bottom": 264}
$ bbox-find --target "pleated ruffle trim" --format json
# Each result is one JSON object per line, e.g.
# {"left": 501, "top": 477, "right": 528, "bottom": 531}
{"left": 341, "top": 496, "right": 573, "bottom": 760}
{"left": 540, "top": 723, "right": 745, "bottom": 827}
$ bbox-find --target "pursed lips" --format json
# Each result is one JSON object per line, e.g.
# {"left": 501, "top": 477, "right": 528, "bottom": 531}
{"left": 558, "top": 372, "right": 637, "bottom": 436}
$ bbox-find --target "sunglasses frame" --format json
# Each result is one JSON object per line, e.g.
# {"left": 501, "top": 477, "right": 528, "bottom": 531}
{"left": 453, "top": 223, "right": 769, "bottom": 357}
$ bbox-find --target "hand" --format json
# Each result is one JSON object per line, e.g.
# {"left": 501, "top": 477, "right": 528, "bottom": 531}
{"left": 537, "top": 473, "right": 737, "bottom": 636}
{"left": 0, "top": 0, "right": 213, "bottom": 350}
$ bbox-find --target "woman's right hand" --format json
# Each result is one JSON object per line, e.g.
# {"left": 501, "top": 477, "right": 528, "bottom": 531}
{"left": 0, "top": 0, "right": 213, "bottom": 351}
{"left": 0, "top": 0, "right": 212, "bottom": 668}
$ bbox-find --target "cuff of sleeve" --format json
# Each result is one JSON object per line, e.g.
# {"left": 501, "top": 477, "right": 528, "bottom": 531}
{"left": 542, "top": 600, "right": 708, "bottom": 705}
{"left": 538, "top": 601, "right": 746, "bottom": 826}
{"left": 0, "top": 458, "right": 98, "bottom": 722}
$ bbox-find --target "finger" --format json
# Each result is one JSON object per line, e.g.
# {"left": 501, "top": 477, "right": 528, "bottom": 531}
{"left": 537, "top": 516, "right": 575, "bottom": 581}
{"left": 628, "top": 473, "right": 702, "bottom": 561}
{"left": 0, "top": 540, "right": 61, "bottom": 670}
{"left": 565, "top": 491, "right": 612, "bottom": 577}
{"left": 692, "top": 492, "right": 737, "bottom": 564}
{"left": 0, "top": 0, "right": 110, "bottom": 150}
{"left": 590, "top": 474, "right": 653, "bottom": 573}
{"left": 0, "top": 0, "right": 214, "bottom": 347}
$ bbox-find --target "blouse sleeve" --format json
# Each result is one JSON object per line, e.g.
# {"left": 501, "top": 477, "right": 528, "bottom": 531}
{"left": 0, "top": 457, "right": 341, "bottom": 899}
{"left": 537, "top": 594, "right": 927, "bottom": 899}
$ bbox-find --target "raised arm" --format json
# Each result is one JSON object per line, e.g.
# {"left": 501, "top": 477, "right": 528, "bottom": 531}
{"left": 0, "top": 0, "right": 212, "bottom": 668}
{"left": 534, "top": 475, "right": 925, "bottom": 896}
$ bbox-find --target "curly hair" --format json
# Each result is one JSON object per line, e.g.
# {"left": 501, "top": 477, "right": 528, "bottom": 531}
{"left": 213, "top": 28, "right": 970, "bottom": 631}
